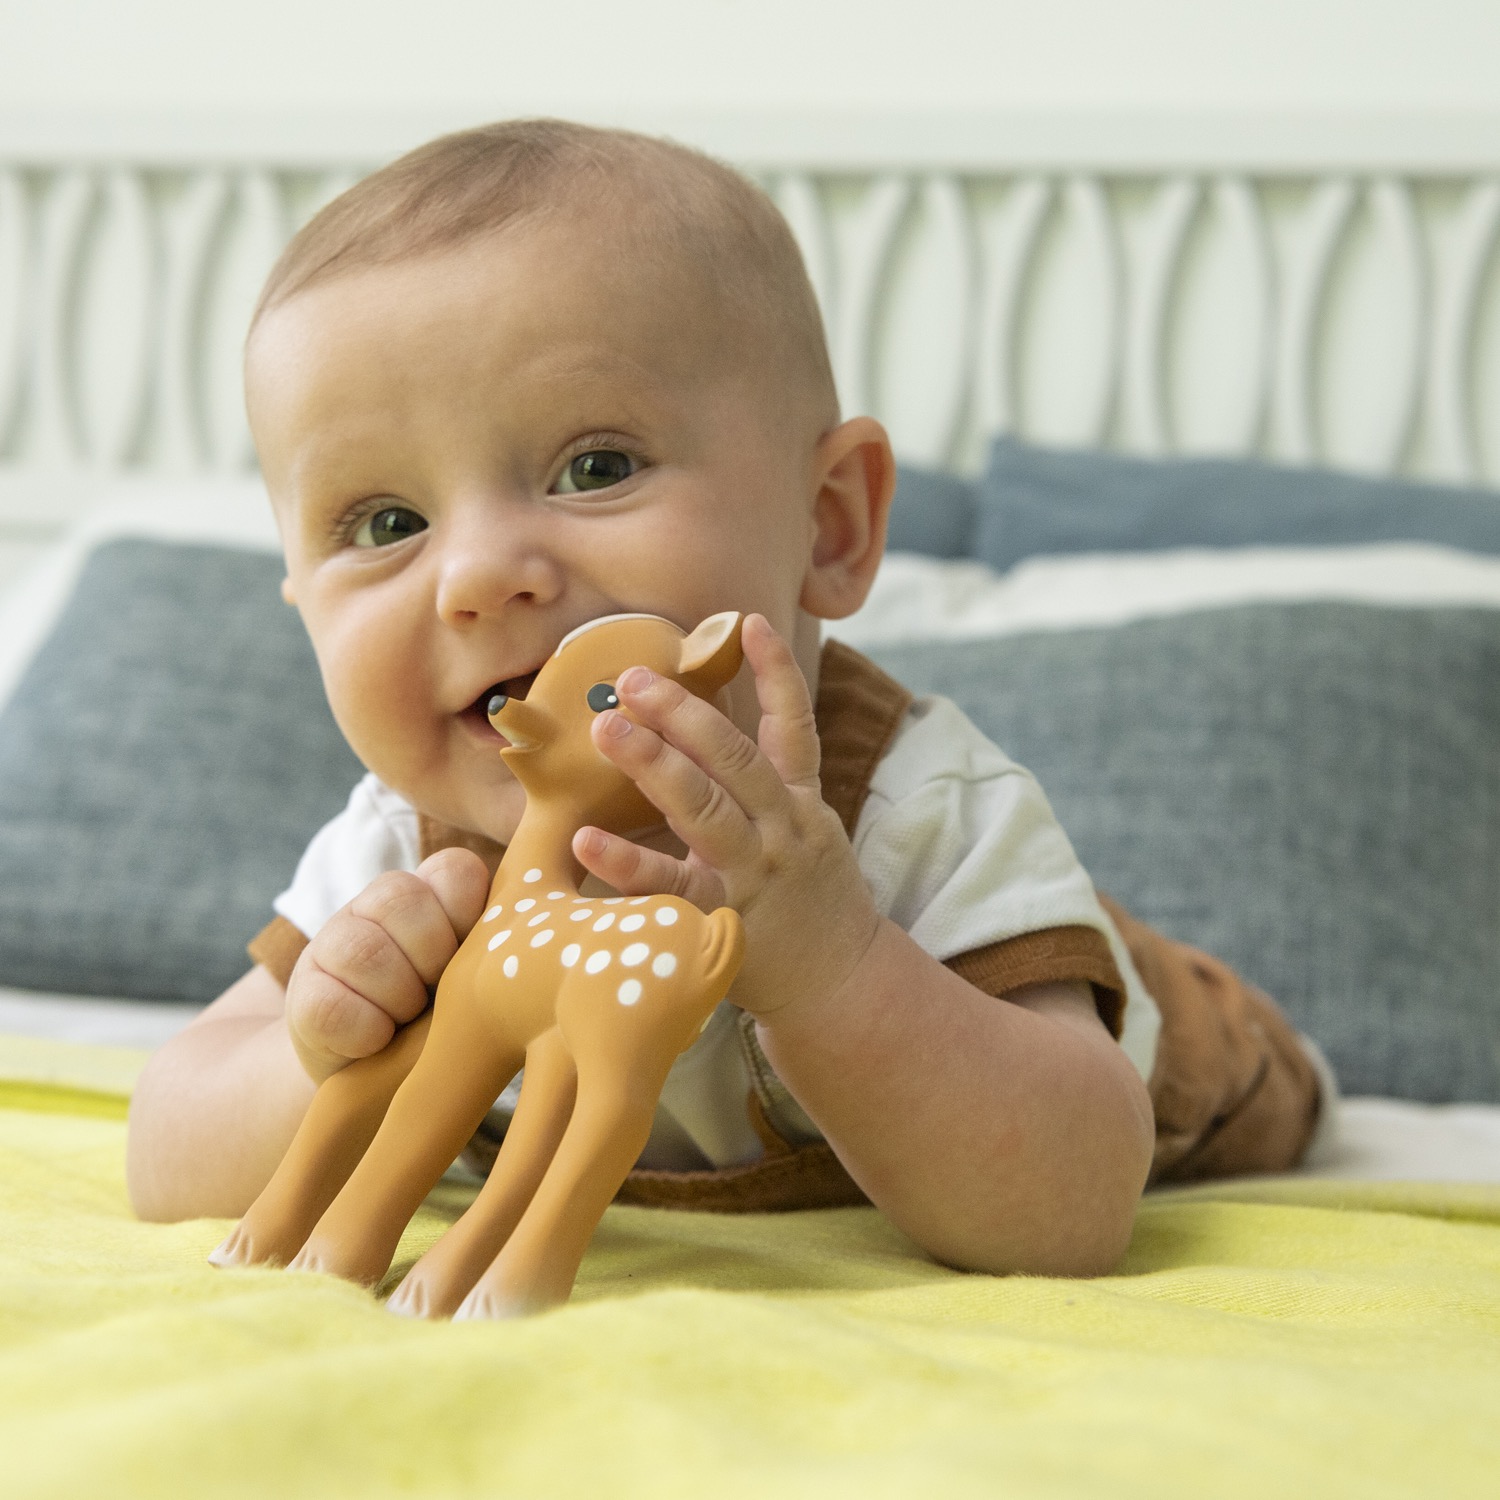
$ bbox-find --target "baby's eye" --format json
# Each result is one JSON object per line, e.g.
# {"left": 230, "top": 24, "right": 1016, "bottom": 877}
{"left": 352, "top": 506, "right": 428, "bottom": 547}
{"left": 552, "top": 449, "right": 636, "bottom": 494}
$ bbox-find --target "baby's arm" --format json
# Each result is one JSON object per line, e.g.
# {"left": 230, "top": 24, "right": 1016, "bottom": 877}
{"left": 126, "top": 850, "right": 487, "bottom": 1221}
{"left": 575, "top": 614, "right": 1154, "bottom": 1277}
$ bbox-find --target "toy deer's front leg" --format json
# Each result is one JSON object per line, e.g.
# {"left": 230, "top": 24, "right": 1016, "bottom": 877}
{"left": 210, "top": 1010, "right": 431, "bottom": 1269}
{"left": 387, "top": 1026, "right": 577, "bottom": 1319}
{"left": 289, "top": 999, "right": 521, "bottom": 1288}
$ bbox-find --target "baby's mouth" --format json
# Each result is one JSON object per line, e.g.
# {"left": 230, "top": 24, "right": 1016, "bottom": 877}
{"left": 462, "top": 668, "right": 539, "bottom": 742}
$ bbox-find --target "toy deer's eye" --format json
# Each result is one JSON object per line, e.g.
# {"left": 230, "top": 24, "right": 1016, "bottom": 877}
{"left": 553, "top": 450, "right": 636, "bottom": 494}
{"left": 586, "top": 683, "right": 619, "bottom": 713}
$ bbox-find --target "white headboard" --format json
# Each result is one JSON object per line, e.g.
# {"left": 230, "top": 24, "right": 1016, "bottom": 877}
{"left": 2, "top": 110, "right": 1498, "bottom": 538}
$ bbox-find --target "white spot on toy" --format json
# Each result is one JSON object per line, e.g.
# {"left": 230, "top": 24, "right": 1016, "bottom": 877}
{"left": 487, "top": 930, "right": 511, "bottom": 951}
{"left": 621, "top": 943, "right": 649, "bottom": 967}
{"left": 524, "top": 869, "right": 542, "bottom": 883}
{"left": 561, "top": 944, "right": 581, "bottom": 967}
{"left": 530, "top": 929, "right": 555, "bottom": 948}
{"left": 629, "top": 897, "right": 649, "bottom": 905}
{"left": 617, "top": 979, "right": 643, "bottom": 1006}
{"left": 618, "top": 914, "right": 645, "bottom": 932}
{"left": 604, "top": 898, "right": 625, "bottom": 905}
{"left": 503, "top": 955, "right": 519, "bottom": 978}
{"left": 652, "top": 953, "right": 677, "bottom": 978}
{"left": 483, "top": 905, "right": 503, "bottom": 922}
{"left": 592, "top": 913, "right": 615, "bottom": 932}
{"left": 585, "top": 950, "right": 611, "bottom": 974}
{"left": 527, "top": 911, "right": 551, "bottom": 926}
{"left": 547, "top": 891, "right": 566, "bottom": 900}
{"left": 570, "top": 909, "right": 593, "bottom": 922}
{"left": 515, "top": 898, "right": 536, "bottom": 912}
{"left": 655, "top": 907, "right": 679, "bottom": 927}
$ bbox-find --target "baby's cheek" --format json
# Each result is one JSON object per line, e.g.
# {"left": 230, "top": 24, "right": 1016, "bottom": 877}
{"left": 317, "top": 634, "right": 439, "bottom": 782}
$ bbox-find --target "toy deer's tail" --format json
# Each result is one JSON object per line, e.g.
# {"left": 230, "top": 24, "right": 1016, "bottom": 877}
{"left": 700, "top": 906, "right": 746, "bottom": 994}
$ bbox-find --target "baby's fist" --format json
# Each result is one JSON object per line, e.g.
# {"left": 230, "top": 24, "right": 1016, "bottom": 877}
{"left": 285, "top": 848, "right": 489, "bottom": 1083}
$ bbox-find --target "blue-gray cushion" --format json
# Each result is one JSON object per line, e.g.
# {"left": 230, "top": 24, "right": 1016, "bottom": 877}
{"left": 888, "top": 464, "right": 977, "bottom": 558}
{"left": 0, "top": 539, "right": 364, "bottom": 1003}
{"left": 971, "top": 437, "right": 1500, "bottom": 573}
{"left": 868, "top": 602, "right": 1500, "bottom": 1104}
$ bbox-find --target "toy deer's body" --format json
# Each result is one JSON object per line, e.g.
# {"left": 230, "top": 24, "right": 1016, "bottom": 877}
{"left": 212, "top": 612, "right": 746, "bottom": 1317}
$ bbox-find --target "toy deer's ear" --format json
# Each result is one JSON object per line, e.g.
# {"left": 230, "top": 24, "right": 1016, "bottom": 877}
{"left": 677, "top": 611, "right": 744, "bottom": 695}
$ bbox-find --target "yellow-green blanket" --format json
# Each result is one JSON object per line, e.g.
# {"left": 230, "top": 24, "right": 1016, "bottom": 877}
{"left": 2, "top": 1035, "right": 1497, "bottom": 1499}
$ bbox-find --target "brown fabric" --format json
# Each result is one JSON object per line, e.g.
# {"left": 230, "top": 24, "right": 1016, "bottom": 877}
{"left": 417, "top": 814, "right": 505, "bottom": 874}
{"left": 813, "top": 639, "right": 914, "bottom": 839}
{"left": 247, "top": 914, "right": 311, "bottom": 990}
{"left": 615, "top": 1093, "right": 870, "bottom": 1212}
{"left": 947, "top": 926, "right": 1126, "bottom": 1038}
{"left": 1098, "top": 895, "right": 1323, "bottom": 1184}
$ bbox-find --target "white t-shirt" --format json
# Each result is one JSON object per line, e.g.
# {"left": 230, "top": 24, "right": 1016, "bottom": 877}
{"left": 274, "top": 694, "right": 1161, "bottom": 1172}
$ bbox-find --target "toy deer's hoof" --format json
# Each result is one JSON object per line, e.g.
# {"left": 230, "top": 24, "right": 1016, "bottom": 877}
{"left": 386, "top": 1275, "right": 440, "bottom": 1320}
{"left": 209, "top": 1222, "right": 285, "bottom": 1269}
{"left": 285, "top": 1242, "right": 333, "bottom": 1276}
{"left": 452, "top": 1280, "right": 542, "bottom": 1321}
{"left": 207, "top": 1231, "right": 245, "bottom": 1268}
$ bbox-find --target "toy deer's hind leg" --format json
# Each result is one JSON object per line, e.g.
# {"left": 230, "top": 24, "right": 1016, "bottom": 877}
{"left": 387, "top": 1027, "right": 578, "bottom": 1319}
{"left": 454, "top": 1046, "right": 668, "bottom": 1320}
{"left": 290, "top": 1003, "right": 522, "bottom": 1288}
{"left": 210, "top": 1011, "right": 432, "bottom": 1269}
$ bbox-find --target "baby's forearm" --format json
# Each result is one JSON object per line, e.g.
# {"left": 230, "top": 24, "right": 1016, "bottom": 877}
{"left": 755, "top": 920, "right": 1155, "bottom": 1278}
{"left": 126, "top": 967, "right": 316, "bottom": 1222}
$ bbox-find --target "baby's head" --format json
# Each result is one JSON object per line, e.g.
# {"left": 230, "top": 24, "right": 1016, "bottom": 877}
{"left": 246, "top": 120, "right": 894, "bottom": 843}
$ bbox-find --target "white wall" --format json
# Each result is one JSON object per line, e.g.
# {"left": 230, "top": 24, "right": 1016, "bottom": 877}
{"left": 3, "top": 0, "right": 1499, "bottom": 117}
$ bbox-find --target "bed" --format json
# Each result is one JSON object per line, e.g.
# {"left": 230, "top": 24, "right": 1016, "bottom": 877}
{"left": 1, "top": 111, "right": 1498, "bottom": 1496}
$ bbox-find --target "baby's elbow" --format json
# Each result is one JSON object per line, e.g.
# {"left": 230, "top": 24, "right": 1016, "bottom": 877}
{"left": 124, "top": 1110, "right": 179, "bottom": 1222}
{"left": 941, "top": 1191, "right": 1141, "bottom": 1281}
{"left": 937, "top": 1086, "right": 1154, "bottom": 1278}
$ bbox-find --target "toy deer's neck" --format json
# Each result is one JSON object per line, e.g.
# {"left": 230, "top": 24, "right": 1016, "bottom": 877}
{"left": 491, "top": 800, "right": 591, "bottom": 898}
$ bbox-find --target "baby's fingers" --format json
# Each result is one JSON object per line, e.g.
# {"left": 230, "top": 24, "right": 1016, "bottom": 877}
{"left": 572, "top": 826, "right": 727, "bottom": 914}
{"left": 743, "top": 614, "right": 820, "bottom": 792}
{"left": 349, "top": 867, "right": 471, "bottom": 992}
{"left": 415, "top": 846, "right": 490, "bottom": 945}
{"left": 286, "top": 957, "right": 401, "bottom": 1072}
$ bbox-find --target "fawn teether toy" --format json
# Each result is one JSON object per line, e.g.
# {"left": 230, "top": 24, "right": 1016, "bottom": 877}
{"left": 212, "top": 611, "right": 747, "bottom": 1317}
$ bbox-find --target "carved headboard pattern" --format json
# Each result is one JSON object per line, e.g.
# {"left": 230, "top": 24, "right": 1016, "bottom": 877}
{"left": 1, "top": 122, "right": 1497, "bottom": 521}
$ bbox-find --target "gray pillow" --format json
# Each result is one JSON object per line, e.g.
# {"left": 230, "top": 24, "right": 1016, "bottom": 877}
{"left": 973, "top": 437, "right": 1500, "bottom": 573}
{"left": 868, "top": 603, "right": 1500, "bottom": 1104}
{"left": 0, "top": 539, "right": 364, "bottom": 1003}
{"left": 888, "top": 464, "right": 976, "bottom": 559}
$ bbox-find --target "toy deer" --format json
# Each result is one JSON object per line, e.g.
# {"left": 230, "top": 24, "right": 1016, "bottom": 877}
{"left": 211, "top": 611, "right": 747, "bottom": 1318}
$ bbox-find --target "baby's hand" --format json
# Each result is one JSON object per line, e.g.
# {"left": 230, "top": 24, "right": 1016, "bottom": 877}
{"left": 284, "top": 848, "right": 489, "bottom": 1083}
{"left": 574, "top": 613, "right": 881, "bottom": 1018}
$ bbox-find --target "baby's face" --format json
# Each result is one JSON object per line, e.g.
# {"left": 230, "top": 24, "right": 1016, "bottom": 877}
{"left": 247, "top": 223, "right": 825, "bottom": 844}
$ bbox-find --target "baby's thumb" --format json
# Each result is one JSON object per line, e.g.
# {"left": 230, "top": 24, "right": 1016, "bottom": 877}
{"left": 416, "top": 846, "right": 491, "bottom": 944}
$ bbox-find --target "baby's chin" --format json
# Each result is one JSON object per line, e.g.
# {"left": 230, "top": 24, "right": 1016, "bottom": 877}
{"left": 375, "top": 751, "right": 527, "bottom": 849}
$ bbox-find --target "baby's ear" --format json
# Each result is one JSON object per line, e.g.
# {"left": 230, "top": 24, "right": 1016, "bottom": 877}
{"left": 677, "top": 611, "right": 744, "bottom": 696}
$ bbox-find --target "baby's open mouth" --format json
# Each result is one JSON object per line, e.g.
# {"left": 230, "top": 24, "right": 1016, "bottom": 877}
{"left": 462, "top": 668, "right": 539, "bottom": 740}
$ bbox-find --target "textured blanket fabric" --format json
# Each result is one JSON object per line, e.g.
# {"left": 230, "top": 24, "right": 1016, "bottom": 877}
{"left": 1, "top": 1038, "right": 1496, "bottom": 1499}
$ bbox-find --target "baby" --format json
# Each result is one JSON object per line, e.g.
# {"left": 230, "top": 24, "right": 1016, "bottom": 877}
{"left": 127, "top": 121, "right": 1326, "bottom": 1277}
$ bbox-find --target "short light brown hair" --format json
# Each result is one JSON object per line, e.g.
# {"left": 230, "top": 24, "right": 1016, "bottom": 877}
{"left": 252, "top": 119, "right": 837, "bottom": 420}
